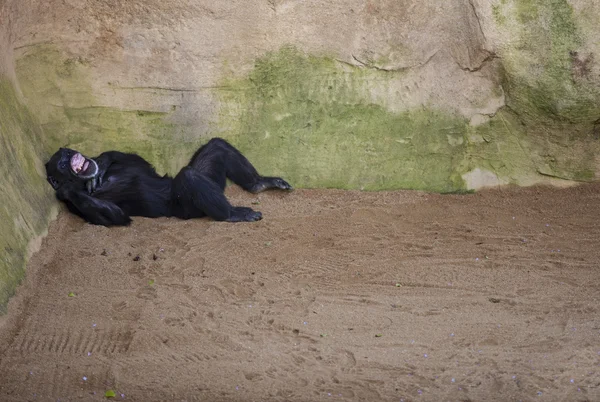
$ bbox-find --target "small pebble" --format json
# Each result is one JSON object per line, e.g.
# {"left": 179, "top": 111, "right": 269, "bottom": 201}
{"left": 83, "top": 376, "right": 87, "bottom": 381}
{"left": 87, "top": 352, "right": 92, "bottom": 356}
{"left": 451, "top": 378, "right": 455, "bottom": 383}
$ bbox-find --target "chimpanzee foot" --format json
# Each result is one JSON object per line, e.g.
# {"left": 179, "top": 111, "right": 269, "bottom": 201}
{"left": 249, "top": 177, "right": 293, "bottom": 194}
{"left": 226, "top": 207, "right": 263, "bottom": 222}
{"left": 270, "top": 177, "right": 293, "bottom": 191}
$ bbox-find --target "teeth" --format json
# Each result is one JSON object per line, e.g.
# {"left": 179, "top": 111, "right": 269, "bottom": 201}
{"left": 71, "top": 154, "right": 85, "bottom": 173}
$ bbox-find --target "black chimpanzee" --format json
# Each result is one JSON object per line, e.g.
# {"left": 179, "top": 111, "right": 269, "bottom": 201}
{"left": 44, "top": 138, "right": 293, "bottom": 226}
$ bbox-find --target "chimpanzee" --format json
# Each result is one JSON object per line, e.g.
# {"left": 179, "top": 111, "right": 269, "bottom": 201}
{"left": 44, "top": 138, "right": 293, "bottom": 226}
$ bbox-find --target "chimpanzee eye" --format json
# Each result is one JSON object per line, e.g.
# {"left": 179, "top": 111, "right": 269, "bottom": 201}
{"left": 59, "top": 161, "right": 68, "bottom": 170}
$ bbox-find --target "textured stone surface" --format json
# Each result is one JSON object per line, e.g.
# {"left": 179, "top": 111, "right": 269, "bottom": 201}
{"left": 5, "top": 0, "right": 596, "bottom": 188}
{"left": 0, "top": 0, "right": 56, "bottom": 313}
{"left": 0, "top": 0, "right": 599, "bottom": 310}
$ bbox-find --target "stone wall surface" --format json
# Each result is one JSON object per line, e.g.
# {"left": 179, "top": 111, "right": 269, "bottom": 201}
{"left": 0, "top": 0, "right": 56, "bottom": 313}
{"left": 0, "top": 0, "right": 599, "bottom": 310}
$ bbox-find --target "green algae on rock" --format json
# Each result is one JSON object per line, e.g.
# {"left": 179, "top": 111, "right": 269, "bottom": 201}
{"left": 15, "top": 44, "right": 191, "bottom": 176}
{"left": 217, "top": 46, "right": 471, "bottom": 192}
{"left": 0, "top": 80, "right": 55, "bottom": 313}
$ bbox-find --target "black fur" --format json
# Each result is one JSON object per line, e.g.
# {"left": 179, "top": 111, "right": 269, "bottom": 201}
{"left": 45, "top": 138, "right": 293, "bottom": 226}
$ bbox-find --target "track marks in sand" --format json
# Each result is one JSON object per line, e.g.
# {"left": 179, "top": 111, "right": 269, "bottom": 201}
{"left": 8, "top": 325, "right": 134, "bottom": 357}
{"left": 2, "top": 186, "right": 600, "bottom": 401}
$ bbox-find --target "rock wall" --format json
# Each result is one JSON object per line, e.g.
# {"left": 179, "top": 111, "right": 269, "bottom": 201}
{"left": 0, "top": 0, "right": 599, "bottom": 309}
{"left": 0, "top": 0, "right": 56, "bottom": 313}
{"left": 9, "top": 0, "right": 600, "bottom": 189}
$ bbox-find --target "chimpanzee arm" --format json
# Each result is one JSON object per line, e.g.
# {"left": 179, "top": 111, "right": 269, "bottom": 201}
{"left": 57, "top": 184, "right": 132, "bottom": 226}
{"left": 87, "top": 151, "right": 152, "bottom": 194}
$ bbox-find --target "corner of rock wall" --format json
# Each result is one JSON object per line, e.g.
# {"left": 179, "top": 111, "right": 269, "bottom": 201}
{"left": 490, "top": 0, "right": 600, "bottom": 183}
{"left": 0, "top": 1, "right": 56, "bottom": 313}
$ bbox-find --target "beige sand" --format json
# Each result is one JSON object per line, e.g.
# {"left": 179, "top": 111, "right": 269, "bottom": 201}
{"left": 1, "top": 184, "right": 599, "bottom": 401}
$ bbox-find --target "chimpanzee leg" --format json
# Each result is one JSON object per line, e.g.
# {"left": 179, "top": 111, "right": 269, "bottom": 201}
{"left": 172, "top": 167, "right": 262, "bottom": 222}
{"left": 187, "top": 138, "right": 293, "bottom": 193}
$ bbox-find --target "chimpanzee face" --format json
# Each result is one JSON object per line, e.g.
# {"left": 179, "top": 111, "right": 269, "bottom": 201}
{"left": 45, "top": 147, "right": 97, "bottom": 190}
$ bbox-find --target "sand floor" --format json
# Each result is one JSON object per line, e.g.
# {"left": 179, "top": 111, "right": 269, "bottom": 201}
{"left": 0, "top": 184, "right": 599, "bottom": 401}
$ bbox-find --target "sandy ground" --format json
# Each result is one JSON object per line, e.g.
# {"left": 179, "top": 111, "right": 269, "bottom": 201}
{"left": 0, "top": 184, "right": 599, "bottom": 402}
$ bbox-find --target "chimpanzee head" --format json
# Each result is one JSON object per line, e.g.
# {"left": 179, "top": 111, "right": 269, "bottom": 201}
{"left": 45, "top": 147, "right": 99, "bottom": 190}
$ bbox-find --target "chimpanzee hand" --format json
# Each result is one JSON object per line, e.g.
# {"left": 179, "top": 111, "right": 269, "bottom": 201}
{"left": 86, "top": 158, "right": 110, "bottom": 194}
{"left": 86, "top": 172, "right": 105, "bottom": 194}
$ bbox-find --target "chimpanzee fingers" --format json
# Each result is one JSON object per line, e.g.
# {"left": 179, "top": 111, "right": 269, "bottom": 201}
{"left": 226, "top": 207, "right": 262, "bottom": 222}
{"left": 86, "top": 179, "right": 95, "bottom": 194}
{"left": 272, "top": 178, "right": 293, "bottom": 191}
{"left": 97, "top": 171, "right": 105, "bottom": 188}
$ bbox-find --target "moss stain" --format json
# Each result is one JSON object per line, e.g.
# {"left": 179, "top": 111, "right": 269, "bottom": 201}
{"left": 217, "top": 46, "right": 470, "bottom": 192}
{"left": 218, "top": 41, "right": 600, "bottom": 188}
{"left": 15, "top": 44, "right": 190, "bottom": 176}
{"left": 500, "top": 0, "right": 599, "bottom": 122}
{"left": 494, "top": 0, "right": 600, "bottom": 181}
{"left": 0, "top": 79, "right": 55, "bottom": 313}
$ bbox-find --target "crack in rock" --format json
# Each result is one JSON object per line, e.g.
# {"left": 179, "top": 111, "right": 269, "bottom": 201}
{"left": 457, "top": 50, "right": 499, "bottom": 73}
{"left": 468, "top": 0, "right": 487, "bottom": 43}
{"left": 337, "top": 50, "right": 440, "bottom": 72}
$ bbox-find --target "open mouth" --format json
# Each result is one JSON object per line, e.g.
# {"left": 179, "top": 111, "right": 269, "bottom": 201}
{"left": 70, "top": 153, "right": 90, "bottom": 176}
